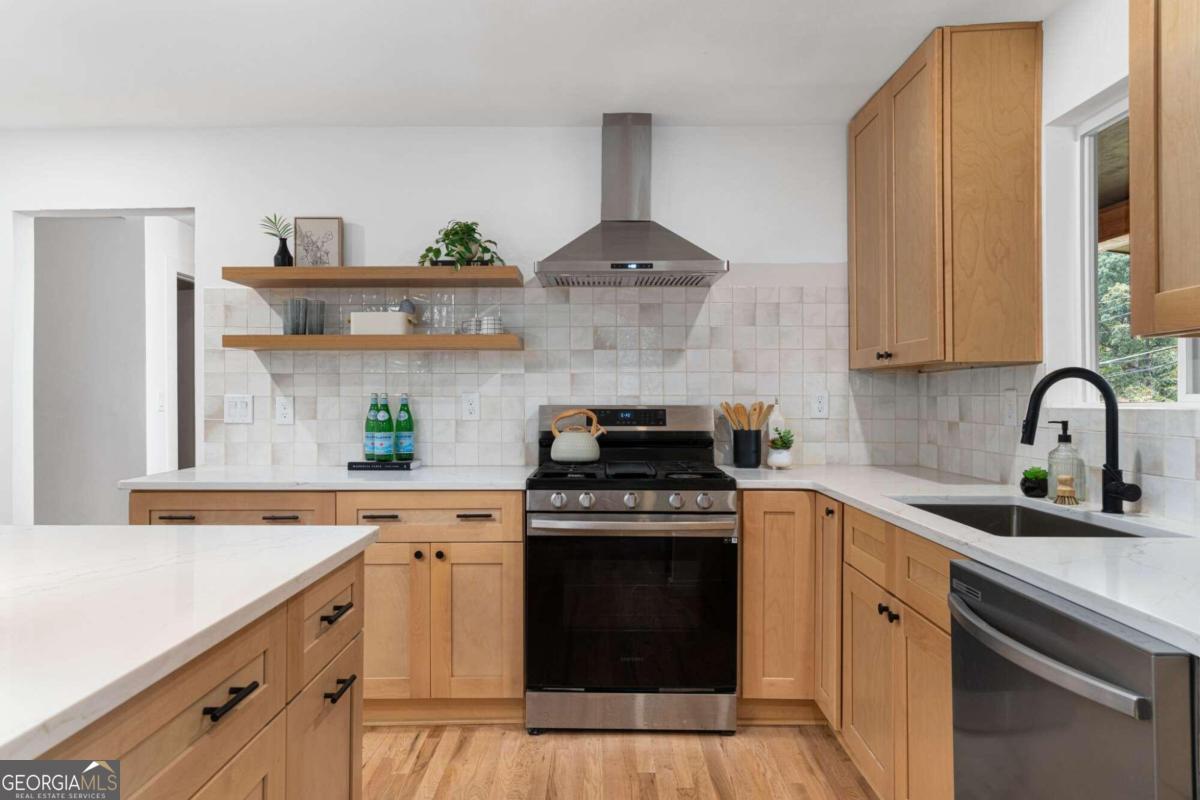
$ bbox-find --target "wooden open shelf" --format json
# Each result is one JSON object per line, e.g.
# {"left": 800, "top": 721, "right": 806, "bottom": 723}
{"left": 222, "top": 333, "right": 523, "bottom": 351}
{"left": 221, "top": 265, "right": 524, "bottom": 289}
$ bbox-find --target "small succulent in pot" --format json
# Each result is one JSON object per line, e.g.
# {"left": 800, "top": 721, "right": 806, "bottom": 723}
{"left": 260, "top": 213, "right": 294, "bottom": 267}
{"left": 1020, "top": 466, "right": 1049, "bottom": 498}
{"left": 767, "top": 427, "right": 794, "bottom": 469}
{"left": 418, "top": 220, "right": 505, "bottom": 269}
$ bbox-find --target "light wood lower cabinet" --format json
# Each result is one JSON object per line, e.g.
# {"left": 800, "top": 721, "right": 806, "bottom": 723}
{"left": 813, "top": 494, "right": 843, "bottom": 729}
{"left": 192, "top": 712, "right": 286, "bottom": 800}
{"left": 286, "top": 634, "right": 364, "bottom": 800}
{"left": 363, "top": 543, "right": 430, "bottom": 700}
{"left": 842, "top": 565, "right": 897, "bottom": 800}
{"left": 129, "top": 491, "right": 335, "bottom": 525}
{"left": 894, "top": 602, "right": 953, "bottom": 800}
{"left": 741, "top": 491, "right": 815, "bottom": 700}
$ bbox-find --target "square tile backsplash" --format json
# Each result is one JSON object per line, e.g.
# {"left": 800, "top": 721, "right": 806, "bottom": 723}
{"left": 203, "top": 280, "right": 921, "bottom": 469}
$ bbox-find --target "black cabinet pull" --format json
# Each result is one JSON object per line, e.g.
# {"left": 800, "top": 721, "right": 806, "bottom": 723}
{"left": 456, "top": 512, "right": 494, "bottom": 520}
{"left": 824, "top": 507, "right": 835, "bottom": 517}
{"left": 882, "top": 351, "right": 893, "bottom": 360}
{"left": 324, "top": 674, "right": 357, "bottom": 704}
{"left": 875, "top": 352, "right": 884, "bottom": 360}
{"left": 202, "top": 680, "right": 259, "bottom": 723}
{"left": 877, "top": 603, "right": 890, "bottom": 616}
{"left": 435, "top": 550, "right": 446, "bottom": 560}
{"left": 262, "top": 514, "right": 300, "bottom": 521}
{"left": 887, "top": 610, "right": 900, "bottom": 623}
{"left": 320, "top": 602, "right": 354, "bottom": 626}
{"left": 158, "top": 514, "right": 196, "bottom": 521}
{"left": 413, "top": 550, "right": 424, "bottom": 560}
{"left": 363, "top": 513, "right": 400, "bottom": 521}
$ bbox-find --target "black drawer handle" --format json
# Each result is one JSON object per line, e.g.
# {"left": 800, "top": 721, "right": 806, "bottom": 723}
{"left": 887, "top": 610, "right": 900, "bottom": 623}
{"left": 877, "top": 603, "right": 890, "bottom": 616}
{"left": 413, "top": 550, "right": 424, "bottom": 560}
{"left": 435, "top": 550, "right": 446, "bottom": 560}
{"left": 324, "top": 674, "right": 357, "bottom": 704}
{"left": 158, "top": 514, "right": 196, "bottom": 521}
{"left": 203, "top": 681, "right": 259, "bottom": 723}
{"left": 363, "top": 513, "right": 400, "bottom": 521}
{"left": 824, "top": 507, "right": 835, "bottom": 517}
{"left": 320, "top": 602, "right": 354, "bottom": 625}
{"left": 262, "top": 514, "right": 300, "bottom": 521}
{"left": 456, "top": 512, "right": 494, "bottom": 520}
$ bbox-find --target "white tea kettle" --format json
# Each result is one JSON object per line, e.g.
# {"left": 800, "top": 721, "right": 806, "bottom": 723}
{"left": 549, "top": 408, "right": 606, "bottom": 463}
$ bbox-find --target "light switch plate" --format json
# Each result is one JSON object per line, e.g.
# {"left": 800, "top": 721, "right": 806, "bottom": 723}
{"left": 224, "top": 394, "right": 253, "bottom": 424}
{"left": 461, "top": 391, "right": 481, "bottom": 421}
{"left": 274, "top": 395, "right": 294, "bottom": 425}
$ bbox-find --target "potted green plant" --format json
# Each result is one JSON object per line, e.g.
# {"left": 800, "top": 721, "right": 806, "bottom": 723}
{"left": 260, "top": 214, "right": 294, "bottom": 266}
{"left": 767, "top": 427, "right": 795, "bottom": 469}
{"left": 1020, "top": 466, "right": 1049, "bottom": 498}
{"left": 418, "top": 220, "right": 505, "bottom": 268}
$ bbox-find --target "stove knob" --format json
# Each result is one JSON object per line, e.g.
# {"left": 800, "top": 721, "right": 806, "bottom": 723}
{"left": 668, "top": 493, "right": 684, "bottom": 509}
{"left": 550, "top": 492, "right": 567, "bottom": 509}
{"left": 695, "top": 492, "right": 714, "bottom": 510}
{"left": 623, "top": 492, "right": 639, "bottom": 509}
{"left": 578, "top": 492, "right": 596, "bottom": 509}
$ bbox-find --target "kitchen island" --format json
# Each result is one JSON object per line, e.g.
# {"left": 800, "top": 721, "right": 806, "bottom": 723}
{"left": 0, "top": 523, "right": 376, "bottom": 798}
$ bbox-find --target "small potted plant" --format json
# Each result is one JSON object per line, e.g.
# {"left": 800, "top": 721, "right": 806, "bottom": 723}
{"left": 418, "top": 220, "right": 505, "bottom": 269}
{"left": 767, "top": 427, "right": 795, "bottom": 469}
{"left": 1020, "top": 466, "right": 1049, "bottom": 498}
{"left": 260, "top": 214, "right": 293, "bottom": 266}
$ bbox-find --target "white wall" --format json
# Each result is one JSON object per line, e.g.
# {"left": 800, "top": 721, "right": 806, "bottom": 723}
{"left": 1042, "top": 0, "right": 1129, "bottom": 125}
{"left": 33, "top": 217, "right": 147, "bottom": 523}
{"left": 144, "top": 215, "right": 194, "bottom": 475}
{"left": 0, "top": 124, "right": 847, "bottom": 521}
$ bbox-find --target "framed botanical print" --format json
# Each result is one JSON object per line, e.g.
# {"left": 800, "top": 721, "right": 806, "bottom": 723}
{"left": 293, "top": 217, "right": 343, "bottom": 266}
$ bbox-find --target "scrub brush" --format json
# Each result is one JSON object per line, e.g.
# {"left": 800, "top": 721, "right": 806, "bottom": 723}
{"left": 1053, "top": 475, "right": 1079, "bottom": 506}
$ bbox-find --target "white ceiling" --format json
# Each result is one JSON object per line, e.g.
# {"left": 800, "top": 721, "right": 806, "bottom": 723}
{"left": 0, "top": 0, "right": 1071, "bottom": 129}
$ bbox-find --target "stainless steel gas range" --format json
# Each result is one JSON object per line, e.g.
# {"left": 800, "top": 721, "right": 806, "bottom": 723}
{"left": 524, "top": 405, "right": 739, "bottom": 735}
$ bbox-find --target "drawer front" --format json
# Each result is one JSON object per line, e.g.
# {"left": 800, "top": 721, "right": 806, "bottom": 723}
{"left": 336, "top": 491, "right": 522, "bottom": 543}
{"left": 287, "top": 555, "right": 365, "bottom": 699}
{"left": 843, "top": 506, "right": 891, "bottom": 587}
{"left": 891, "top": 527, "right": 962, "bottom": 632}
{"left": 191, "top": 711, "right": 285, "bottom": 800}
{"left": 130, "top": 492, "right": 335, "bottom": 525}
{"left": 287, "top": 634, "right": 363, "bottom": 800}
{"left": 45, "top": 607, "right": 287, "bottom": 800}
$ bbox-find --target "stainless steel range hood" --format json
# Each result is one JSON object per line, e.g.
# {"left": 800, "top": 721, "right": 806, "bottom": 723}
{"left": 536, "top": 113, "right": 728, "bottom": 288}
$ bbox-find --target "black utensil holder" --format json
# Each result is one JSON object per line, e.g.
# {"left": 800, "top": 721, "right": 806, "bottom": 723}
{"left": 733, "top": 430, "right": 762, "bottom": 468}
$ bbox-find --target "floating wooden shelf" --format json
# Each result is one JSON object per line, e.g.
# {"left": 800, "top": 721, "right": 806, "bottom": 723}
{"left": 221, "top": 265, "right": 524, "bottom": 289}
{"left": 222, "top": 333, "right": 523, "bottom": 351}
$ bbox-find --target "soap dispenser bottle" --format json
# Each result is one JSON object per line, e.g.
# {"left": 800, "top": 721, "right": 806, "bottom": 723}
{"left": 1047, "top": 420, "right": 1087, "bottom": 502}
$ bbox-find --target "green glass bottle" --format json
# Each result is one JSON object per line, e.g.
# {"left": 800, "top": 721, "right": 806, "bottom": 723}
{"left": 394, "top": 394, "right": 414, "bottom": 462}
{"left": 376, "top": 393, "right": 394, "bottom": 462}
{"left": 364, "top": 393, "right": 379, "bottom": 461}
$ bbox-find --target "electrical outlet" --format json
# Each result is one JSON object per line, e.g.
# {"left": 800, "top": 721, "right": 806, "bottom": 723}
{"left": 1003, "top": 389, "right": 1018, "bottom": 426}
{"left": 809, "top": 392, "right": 830, "bottom": 419}
{"left": 224, "top": 394, "right": 253, "bottom": 424}
{"left": 461, "top": 391, "right": 481, "bottom": 421}
{"left": 274, "top": 395, "right": 294, "bottom": 425}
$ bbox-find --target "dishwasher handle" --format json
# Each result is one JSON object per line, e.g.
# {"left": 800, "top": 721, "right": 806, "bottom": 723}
{"left": 948, "top": 594, "right": 1152, "bottom": 721}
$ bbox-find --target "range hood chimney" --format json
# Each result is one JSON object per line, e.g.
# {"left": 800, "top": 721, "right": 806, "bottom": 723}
{"left": 535, "top": 113, "right": 728, "bottom": 288}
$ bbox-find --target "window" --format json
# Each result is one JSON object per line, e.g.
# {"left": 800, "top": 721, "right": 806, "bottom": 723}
{"left": 1083, "top": 113, "right": 1200, "bottom": 402}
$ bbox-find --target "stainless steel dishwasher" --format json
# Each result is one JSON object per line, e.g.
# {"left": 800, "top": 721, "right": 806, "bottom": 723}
{"left": 950, "top": 561, "right": 1196, "bottom": 799}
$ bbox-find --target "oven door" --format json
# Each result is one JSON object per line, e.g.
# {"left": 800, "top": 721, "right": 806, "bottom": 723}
{"left": 525, "top": 513, "right": 738, "bottom": 694}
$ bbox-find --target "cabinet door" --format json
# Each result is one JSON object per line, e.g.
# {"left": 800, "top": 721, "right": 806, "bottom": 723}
{"left": 886, "top": 30, "right": 944, "bottom": 366}
{"left": 430, "top": 542, "right": 523, "bottom": 699}
{"left": 363, "top": 543, "right": 430, "bottom": 699}
{"left": 1131, "top": 0, "right": 1200, "bottom": 335}
{"left": 191, "top": 713, "right": 286, "bottom": 800}
{"left": 741, "top": 491, "right": 816, "bottom": 699}
{"left": 813, "top": 495, "right": 843, "bottom": 728}
{"left": 842, "top": 566, "right": 897, "bottom": 800}
{"left": 893, "top": 602, "right": 953, "bottom": 800}
{"left": 849, "top": 90, "right": 891, "bottom": 369}
{"left": 286, "top": 635, "right": 363, "bottom": 800}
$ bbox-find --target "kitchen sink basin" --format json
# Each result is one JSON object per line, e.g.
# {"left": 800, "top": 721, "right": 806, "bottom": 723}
{"left": 907, "top": 501, "right": 1180, "bottom": 539}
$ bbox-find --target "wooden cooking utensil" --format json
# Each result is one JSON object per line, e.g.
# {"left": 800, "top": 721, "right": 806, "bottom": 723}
{"left": 720, "top": 401, "right": 740, "bottom": 430}
{"left": 750, "top": 401, "right": 764, "bottom": 430}
{"left": 761, "top": 403, "right": 775, "bottom": 430}
{"left": 735, "top": 403, "right": 750, "bottom": 430}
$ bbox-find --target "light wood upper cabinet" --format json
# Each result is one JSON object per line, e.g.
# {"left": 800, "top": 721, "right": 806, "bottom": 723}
{"left": 363, "top": 543, "right": 430, "bottom": 700}
{"left": 1130, "top": 0, "right": 1200, "bottom": 336}
{"left": 741, "top": 491, "right": 816, "bottom": 700}
{"left": 813, "top": 495, "right": 844, "bottom": 729}
{"left": 430, "top": 542, "right": 523, "bottom": 699}
{"left": 841, "top": 565, "right": 897, "bottom": 800}
{"left": 849, "top": 23, "right": 1042, "bottom": 369}
{"left": 893, "top": 601, "right": 954, "bottom": 800}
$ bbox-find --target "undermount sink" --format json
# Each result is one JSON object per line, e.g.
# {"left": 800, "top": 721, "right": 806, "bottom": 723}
{"left": 906, "top": 500, "right": 1181, "bottom": 539}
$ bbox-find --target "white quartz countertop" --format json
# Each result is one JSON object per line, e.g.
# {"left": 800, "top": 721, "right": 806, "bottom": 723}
{"left": 119, "top": 465, "right": 534, "bottom": 491}
{"left": 0, "top": 524, "right": 377, "bottom": 759}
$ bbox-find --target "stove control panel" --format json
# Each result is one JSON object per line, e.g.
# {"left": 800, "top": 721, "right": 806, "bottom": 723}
{"left": 527, "top": 489, "right": 737, "bottom": 514}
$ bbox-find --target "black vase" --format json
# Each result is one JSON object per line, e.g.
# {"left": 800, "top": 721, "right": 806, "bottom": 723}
{"left": 274, "top": 237, "right": 293, "bottom": 267}
{"left": 1020, "top": 477, "right": 1049, "bottom": 498}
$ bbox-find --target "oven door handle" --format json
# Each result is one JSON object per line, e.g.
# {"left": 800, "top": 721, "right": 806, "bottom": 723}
{"left": 948, "top": 594, "right": 1152, "bottom": 720}
{"left": 527, "top": 517, "right": 737, "bottom": 538}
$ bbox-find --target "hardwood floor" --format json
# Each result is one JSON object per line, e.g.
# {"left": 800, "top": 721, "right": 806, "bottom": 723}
{"left": 363, "top": 724, "right": 875, "bottom": 799}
